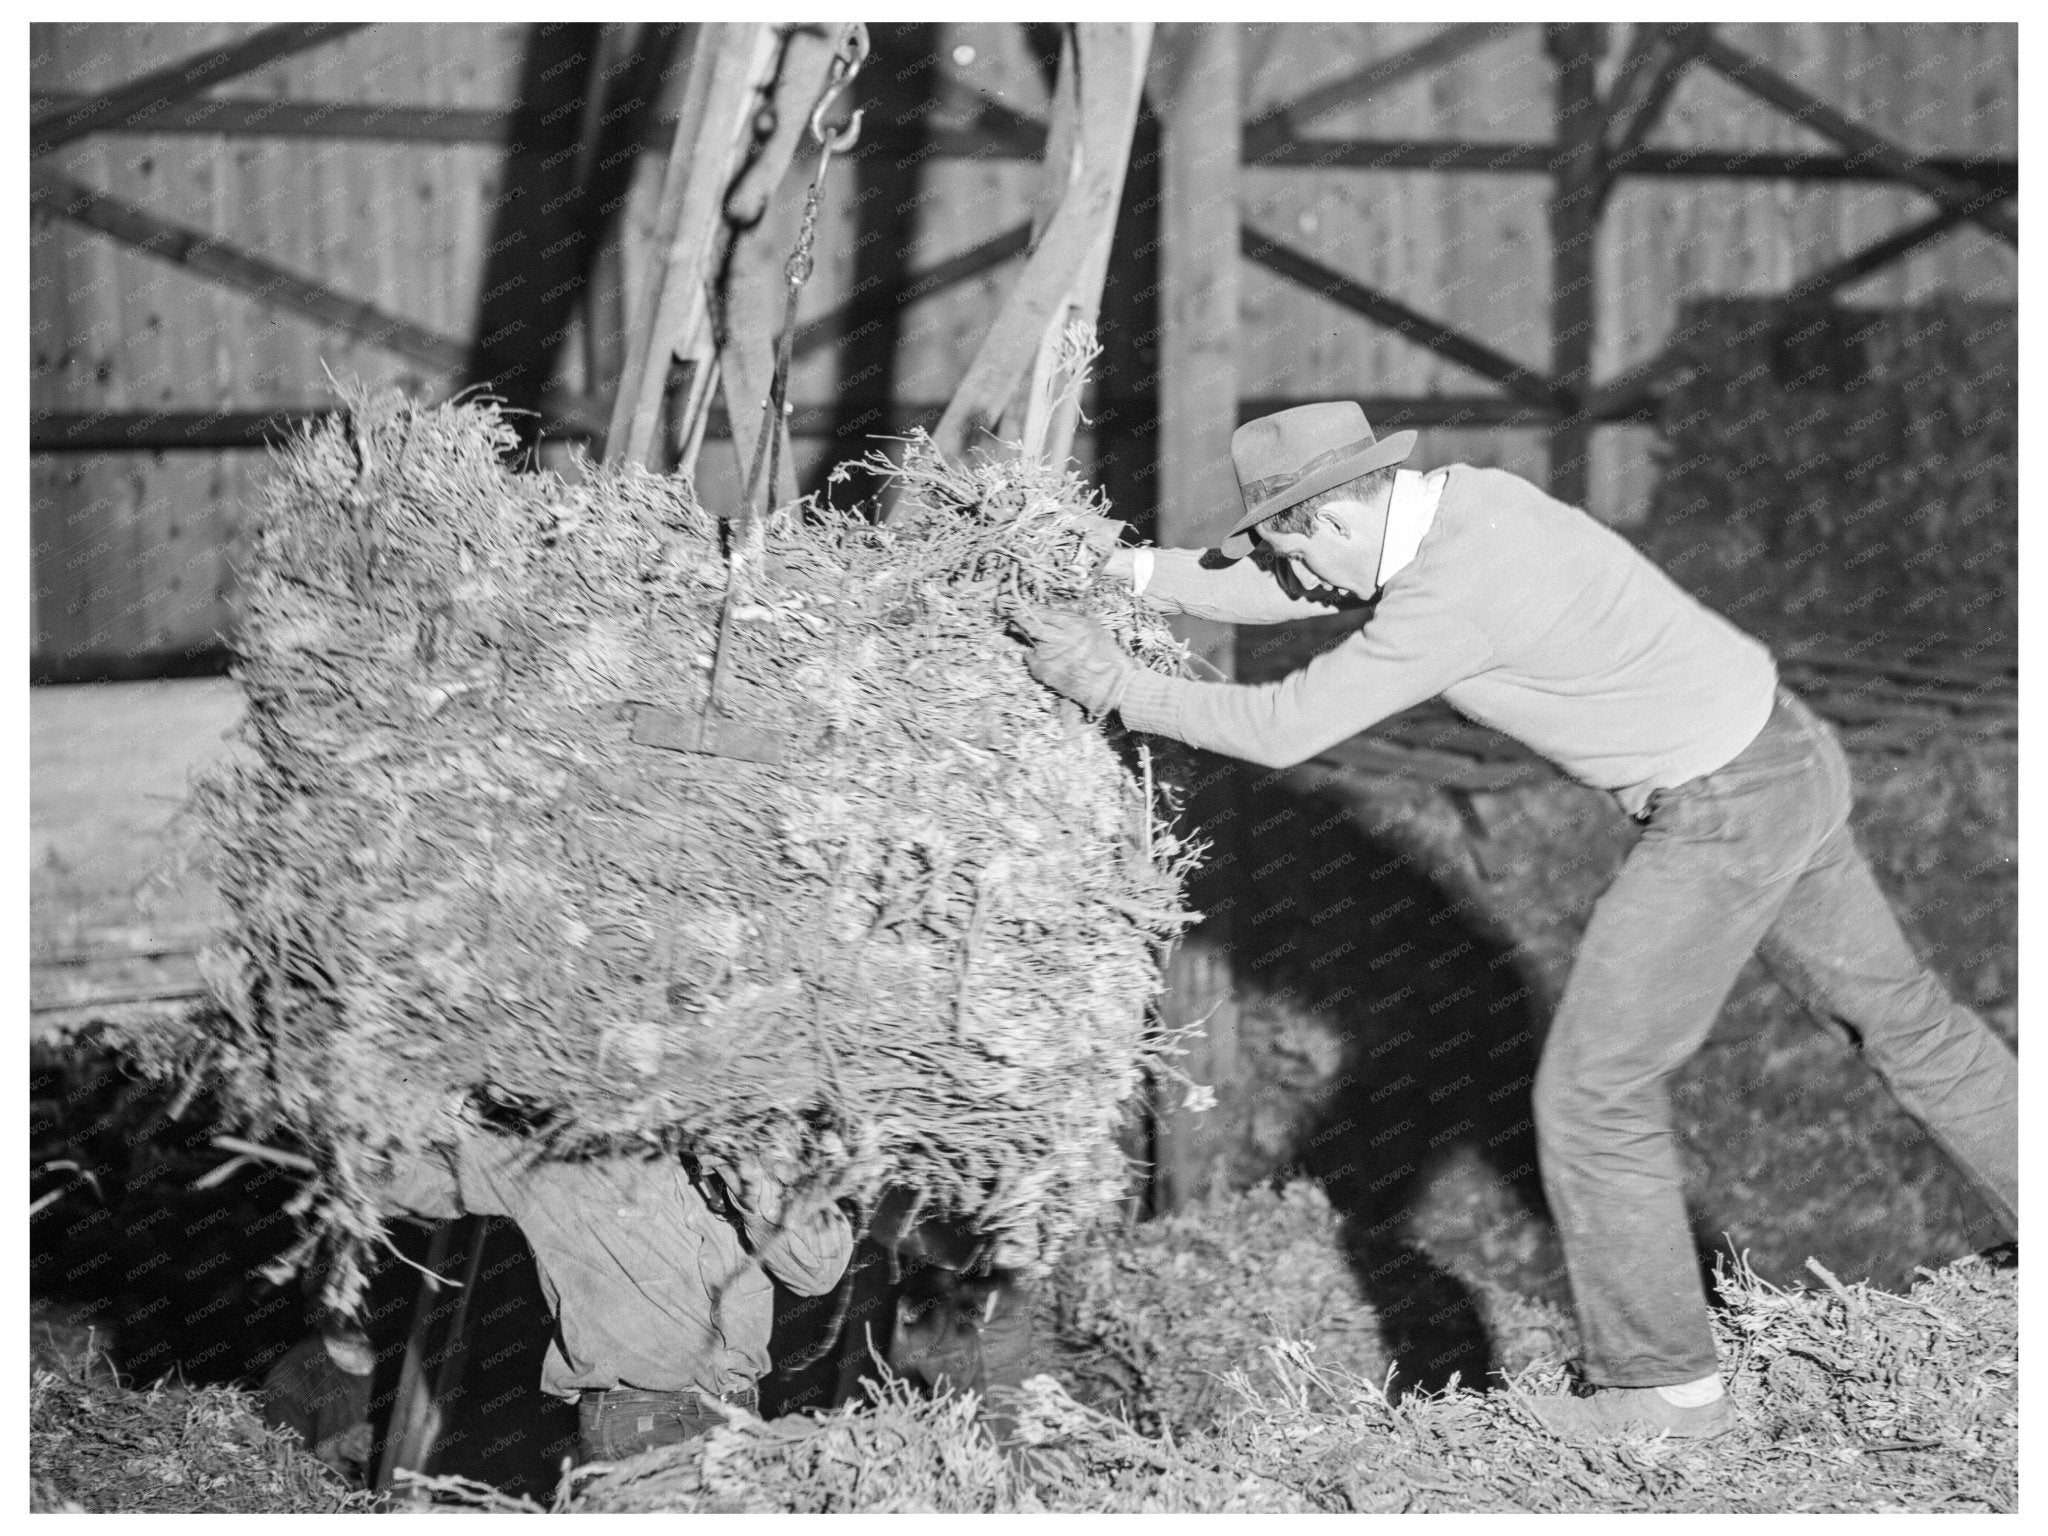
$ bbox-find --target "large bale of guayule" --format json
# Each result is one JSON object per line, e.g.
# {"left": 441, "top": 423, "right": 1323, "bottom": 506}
{"left": 183, "top": 389, "right": 1195, "bottom": 1301}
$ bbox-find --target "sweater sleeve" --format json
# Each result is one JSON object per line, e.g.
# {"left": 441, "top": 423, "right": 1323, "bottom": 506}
{"left": 1138, "top": 547, "right": 1361, "bottom": 625}
{"left": 1117, "top": 582, "right": 1491, "bottom": 767}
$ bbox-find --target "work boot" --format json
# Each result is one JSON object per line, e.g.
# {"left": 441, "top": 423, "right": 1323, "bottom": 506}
{"left": 1518, "top": 1385, "right": 1738, "bottom": 1441}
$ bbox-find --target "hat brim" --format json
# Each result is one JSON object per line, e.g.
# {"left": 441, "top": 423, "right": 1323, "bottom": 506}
{"left": 1218, "top": 429, "right": 1417, "bottom": 557}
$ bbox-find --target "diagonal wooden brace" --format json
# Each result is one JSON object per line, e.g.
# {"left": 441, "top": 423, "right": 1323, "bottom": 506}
{"left": 930, "top": 23, "right": 1152, "bottom": 469}
{"left": 605, "top": 22, "right": 779, "bottom": 469}
{"left": 1694, "top": 31, "right": 2017, "bottom": 248}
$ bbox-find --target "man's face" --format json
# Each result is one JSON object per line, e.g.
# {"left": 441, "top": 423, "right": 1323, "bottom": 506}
{"left": 1257, "top": 495, "right": 1383, "bottom": 599}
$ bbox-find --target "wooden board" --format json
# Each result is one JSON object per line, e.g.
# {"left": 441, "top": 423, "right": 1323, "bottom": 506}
{"left": 30, "top": 22, "right": 523, "bottom": 676}
{"left": 29, "top": 678, "right": 252, "bottom": 1031}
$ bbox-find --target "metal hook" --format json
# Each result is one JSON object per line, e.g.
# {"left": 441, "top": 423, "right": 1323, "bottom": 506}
{"left": 808, "top": 22, "right": 869, "bottom": 154}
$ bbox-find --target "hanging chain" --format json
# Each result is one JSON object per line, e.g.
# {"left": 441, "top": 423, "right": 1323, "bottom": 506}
{"left": 743, "top": 22, "right": 869, "bottom": 524}
{"left": 710, "top": 24, "right": 867, "bottom": 718}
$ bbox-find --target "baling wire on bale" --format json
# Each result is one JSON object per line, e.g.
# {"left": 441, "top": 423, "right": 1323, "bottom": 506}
{"left": 183, "top": 386, "right": 1198, "bottom": 1308}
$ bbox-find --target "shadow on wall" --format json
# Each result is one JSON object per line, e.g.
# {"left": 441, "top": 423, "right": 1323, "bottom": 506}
{"left": 1175, "top": 759, "right": 1579, "bottom": 1397}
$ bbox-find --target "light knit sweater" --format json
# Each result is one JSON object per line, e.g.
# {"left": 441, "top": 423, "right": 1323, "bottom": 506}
{"left": 1117, "top": 464, "right": 1778, "bottom": 817}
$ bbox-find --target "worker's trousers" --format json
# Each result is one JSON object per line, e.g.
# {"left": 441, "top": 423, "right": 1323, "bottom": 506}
{"left": 1534, "top": 686, "right": 2018, "bottom": 1387}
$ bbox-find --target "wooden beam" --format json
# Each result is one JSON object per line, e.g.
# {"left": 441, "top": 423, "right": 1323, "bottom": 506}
{"left": 931, "top": 24, "right": 1150, "bottom": 463}
{"left": 32, "top": 82, "right": 2016, "bottom": 203}
{"left": 604, "top": 22, "right": 778, "bottom": 469}
{"left": 1149, "top": 20, "right": 1243, "bottom": 1215}
{"left": 1235, "top": 137, "right": 2018, "bottom": 188}
{"left": 925, "top": 67, "right": 1050, "bottom": 158}
{"left": 30, "top": 22, "right": 368, "bottom": 154}
{"left": 1005, "top": 26, "right": 1154, "bottom": 464}
{"left": 1241, "top": 224, "right": 1569, "bottom": 411}
{"left": 1783, "top": 202, "right": 1983, "bottom": 306}
{"left": 1154, "top": 26, "right": 1245, "bottom": 556}
{"left": 1693, "top": 30, "right": 2017, "bottom": 247}
{"left": 1544, "top": 24, "right": 1608, "bottom": 508}
{"left": 571, "top": 26, "right": 687, "bottom": 426}
{"left": 986, "top": 23, "right": 1083, "bottom": 460}
{"left": 1241, "top": 23, "right": 1527, "bottom": 162}
{"left": 714, "top": 25, "right": 845, "bottom": 507}
{"left": 792, "top": 224, "right": 1032, "bottom": 359}
{"left": 31, "top": 91, "right": 509, "bottom": 144}
{"left": 1593, "top": 24, "right": 1707, "bottom": 209}
{"left": 373, "top": 1216, "right": 487, "bottom": 1492}
{"left": 32, "top": 408, "right": 323, "bottom": 452}
{"left": 31, "top": 169, "right": 467, "bottom": 374}
{"left": 29, "top": 393, "right": 1597, "bottom": 455}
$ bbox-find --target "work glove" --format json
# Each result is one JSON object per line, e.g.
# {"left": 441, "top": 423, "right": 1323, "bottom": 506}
{"left": 1011, "top": 605, "right": 1139, "bottom": 716}
{"left": 1068, "top": 512, "right": 1129, "bottom": 564}
{"left": 707, "top": 1149, "right": 804, "bottom": 1225}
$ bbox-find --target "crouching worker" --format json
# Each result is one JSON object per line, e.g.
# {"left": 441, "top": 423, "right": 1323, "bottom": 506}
{"left": 1013, "top": 401, "right": 2018, "bottom": 1441}
{"left": 374, "top": 1126, "right": 852, "bottom": 1462}
{"left": 871, "top": 1188, "right": 1039, "bottom": 1443}
{"left": 260, "top": 1317, "right": 377, "bottom": 1482}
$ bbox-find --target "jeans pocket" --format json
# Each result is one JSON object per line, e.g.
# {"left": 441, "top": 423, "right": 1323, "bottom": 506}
{"left": 1646, "top": 780, "right": 1727, "bottom": 847}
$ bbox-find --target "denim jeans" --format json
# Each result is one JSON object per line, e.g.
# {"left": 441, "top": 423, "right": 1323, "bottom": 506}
{"left": 577, "top": 1383, "right": 758, "bottom": 1462}
{"left": 1533, "top": 687, "right": 2018, "bottom": 1386}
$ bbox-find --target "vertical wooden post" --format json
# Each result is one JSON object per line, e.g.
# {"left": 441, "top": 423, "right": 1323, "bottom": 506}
{"left": 1545, "top": 23, "right": 1607, "bottom": 510}
{"left": 374, "top": 1216, "right": 486, "bottom": 1493}
{"left": 605, "top": 22, "right": 778, "bottom": 470}
{"left": 1150, "top": 21, "right": 1241, "bottom": 1212}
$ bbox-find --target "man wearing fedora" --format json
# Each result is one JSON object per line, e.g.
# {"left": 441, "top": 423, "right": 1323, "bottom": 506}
{"left": 1013, "top": 401, "right": 2018, "bottom": 1440}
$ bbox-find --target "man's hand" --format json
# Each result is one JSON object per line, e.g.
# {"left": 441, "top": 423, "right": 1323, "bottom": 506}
{"left": 1068, "top": 512, "right": 1128, "bottom": 563}
{"left": 1011, "top": 606, "right": 1139, "bottom": 715}
{"left": 708, "top": 1151, "right": 801, "bottom": 1225}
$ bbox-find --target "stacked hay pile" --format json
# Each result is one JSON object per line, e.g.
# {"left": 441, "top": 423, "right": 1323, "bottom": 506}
{"left": 1643, "top": 297, "right": 2015, "bottom": 637}
{"left": 31, "top": 1367, "right": 376, "bottom": 1514}
{"left": 1049, "top": 1182, "right": 1403, "bottom": 1430}
{"left": 176, "top": 388, "right": 1195, "bottom": 1300}
{"left": 1046, "top": 1180, "right": 1575, "bottom": 1430}
{"left": 550, "top": 1201, "right": 2013, "bottom": 1515}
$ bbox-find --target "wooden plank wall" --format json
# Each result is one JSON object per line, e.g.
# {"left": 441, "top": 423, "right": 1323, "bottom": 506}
{"left": 1233, "top": 21, "right": 2016, "bottom": 519}
{"left": 30, "top": 22, "right": 526, "bottom": 680}
{"left": 30, "top": 22, "right": 2017, "bottom": 677}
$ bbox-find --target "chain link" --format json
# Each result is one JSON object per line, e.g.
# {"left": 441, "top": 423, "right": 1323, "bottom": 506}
{"left": 744, "top": 24, "right": 869, "bottom": 521}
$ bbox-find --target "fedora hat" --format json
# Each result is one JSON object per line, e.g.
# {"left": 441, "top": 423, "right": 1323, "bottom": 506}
{"left": 1219, "top": 402, "right": 1416, "bottom": 557}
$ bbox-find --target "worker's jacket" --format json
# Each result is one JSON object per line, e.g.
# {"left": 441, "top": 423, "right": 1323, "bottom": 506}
{"left": 377, "top": 1134, "right": 851, "bottom": 1400}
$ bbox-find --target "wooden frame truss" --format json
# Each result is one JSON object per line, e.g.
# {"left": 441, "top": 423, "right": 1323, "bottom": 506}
{"left": 31, "top": 22, "right": 2016, "bottom": 463}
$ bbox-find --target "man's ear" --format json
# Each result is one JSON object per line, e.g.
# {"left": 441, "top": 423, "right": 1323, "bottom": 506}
{"left": 1314, "top": 507, "right": 1351, "bottom": 541}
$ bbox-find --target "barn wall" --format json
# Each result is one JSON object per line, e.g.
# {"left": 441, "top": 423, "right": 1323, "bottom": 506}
{"left": 30, "top": 22, "right": 527, "bottom": 679}
{"left": 29, "top": 22, "right": 2017, "bottom": 678}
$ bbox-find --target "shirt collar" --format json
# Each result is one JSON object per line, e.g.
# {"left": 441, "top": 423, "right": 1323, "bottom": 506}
{"left": 1376, "top": 468, "right": 1447, "bottom": 588}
